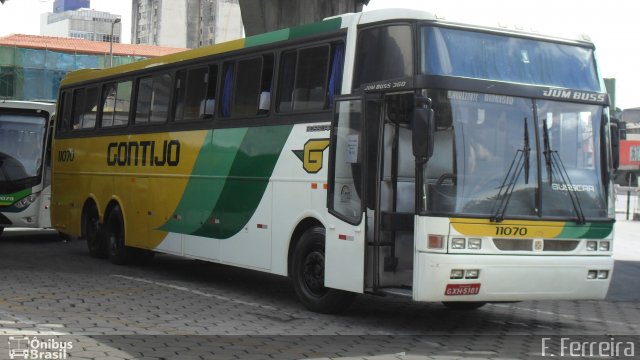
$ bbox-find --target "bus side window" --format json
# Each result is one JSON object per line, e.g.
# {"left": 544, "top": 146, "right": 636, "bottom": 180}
{"left": 293, "top": 46, "right": 329, "bottom": 111}
{"left": 101, "top": 83, "right": 117, "bottom": 127}
{"left": 135, "top": 73, "right": 172, "bottom": 124}
{"left": 277, "top": 45, "right": 331, "bottom": 112}
{"left": 220, "top": 62, "right": 234, "bottom": 118}
{"left": 114, "top": 81, "right": 132, "bottom": 126}
{"left": 277, "top": 50, "right": 297, "bottom": 112}
{"left": 57, "top": 91, "right": 72, "bottom": 132}
{"left": 232, "top": 57, "right": 263, "bottom": 117}
{"left": 102, "top": 80, "right": 132, "bottom": 127}
{"left": 175, "top": 66, "right": 209, "bottom": 122}
{"left": 72, "top": 87, "right": 99, "bottom": 130}
{"left": 202, "top": 64, "right": 218, "bottom": 118}
{"left": 258, "top": 54, "right": 274, "bottom": 115}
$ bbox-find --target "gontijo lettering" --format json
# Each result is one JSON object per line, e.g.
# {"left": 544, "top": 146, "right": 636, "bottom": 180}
{"left": 107, "top": 140, "right": 180, "bottom": 166}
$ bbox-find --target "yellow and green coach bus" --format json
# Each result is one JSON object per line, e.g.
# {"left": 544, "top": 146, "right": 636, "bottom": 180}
{"left": 52, "top": 9, "right": 618, "bottom": 313}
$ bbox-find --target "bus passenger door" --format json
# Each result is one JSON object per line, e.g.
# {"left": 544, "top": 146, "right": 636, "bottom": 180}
{"left": 325, "top": 97, "right": 366, "bottom": 293}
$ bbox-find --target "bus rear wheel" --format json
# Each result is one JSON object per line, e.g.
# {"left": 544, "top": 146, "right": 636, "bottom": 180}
{"left": 105, "top": 205, "right": 131, "bottom": 265}
{"left": 291, "top": 227, "right": 355, "bottom": 314}
{"left": 83, "top": 205, "right": 106, "bottom": 258}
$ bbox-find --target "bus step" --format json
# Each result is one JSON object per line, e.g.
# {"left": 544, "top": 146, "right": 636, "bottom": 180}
{"left": 366, "top": 241, "right": 395, "bottom": 246}
{"left": 377, "top": 287, "right": 413, "bottom": 298}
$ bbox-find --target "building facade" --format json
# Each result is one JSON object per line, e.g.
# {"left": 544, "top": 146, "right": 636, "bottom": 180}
{"left": 41, "top": 8, "right": 122, "bottom": 44}
{"left": 0, "top": 34, "right": 185, "bottom": 101}
{"left": 132, "top": 0, "right": 244, "bottom": 49}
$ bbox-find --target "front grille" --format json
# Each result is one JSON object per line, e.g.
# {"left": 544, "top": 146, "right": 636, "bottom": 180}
{"left": 493, "top": 238, "right": 579, "bottom": 252}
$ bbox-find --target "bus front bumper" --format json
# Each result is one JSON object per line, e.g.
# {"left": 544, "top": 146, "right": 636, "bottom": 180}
{"left": 413, "top": 252, "right": 613, "bottom": 302}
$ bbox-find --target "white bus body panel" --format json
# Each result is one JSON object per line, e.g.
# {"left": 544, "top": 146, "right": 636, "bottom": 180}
{"left": 325, "top": 213, "right": 365, "bottom": 293}
{"left": 413, "top": 216, "right": 613, "bottom": 302}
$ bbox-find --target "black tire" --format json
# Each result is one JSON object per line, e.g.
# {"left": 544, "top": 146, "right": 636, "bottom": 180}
{"left": 442, "top": 301, "right": 487, "bottom": 310}
{"left": 291, "top": 227, "right": 355, "bottom": 314}
{"left": 105, "top": 205, "right": 132, "bottom": 265}
{"left": 83, "top": 205, "right": 106, "bottom": 258}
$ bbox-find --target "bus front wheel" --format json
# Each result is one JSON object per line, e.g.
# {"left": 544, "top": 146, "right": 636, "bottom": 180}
{"left": 105, "top": 205, "right": 131, "bottom": 265}
{"left": 291, "top": 227, "right": 355, "bottom": 314}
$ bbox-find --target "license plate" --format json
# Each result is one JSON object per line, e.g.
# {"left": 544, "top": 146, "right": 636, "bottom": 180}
{"left": 445, "top": 283, "right": 481, "bottom": 296}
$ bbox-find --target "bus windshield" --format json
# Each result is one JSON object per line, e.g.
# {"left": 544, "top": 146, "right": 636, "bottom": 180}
{"left": 0, "top": 114, "right": 46, "bottom": 183}
{"left": 423, "top": 89, "right": 609, "bottom": 221}
{"left": 420, "top": 26, "right": 600, "bottom": 91}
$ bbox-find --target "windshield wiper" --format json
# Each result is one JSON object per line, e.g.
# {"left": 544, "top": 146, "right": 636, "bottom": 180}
{"left": 491, "top": 118, "right": 530, "bottom": 222}
{"left": 541, "top": 117, "right": 586, "bottom": 225}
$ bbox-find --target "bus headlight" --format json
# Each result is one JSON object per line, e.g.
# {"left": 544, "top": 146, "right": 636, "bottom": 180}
{"left": 14, "top": 194, "right": 37, "bottom": 209}
{"left": 598, "top": 241, "right": 610, "bottom": 251}
{"left": 468, "top": 238, "right": 482, "bottom": 250}
{"left": 452, "top": 238, "right": 466, "bottom": 249}
{"left": 586, "top": 241, "right": 597, "bottom": 251}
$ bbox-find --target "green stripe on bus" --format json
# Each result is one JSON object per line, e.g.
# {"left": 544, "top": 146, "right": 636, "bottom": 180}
{"left": 158, "top": 128, "right": 248, "bottom": 235}
{"left": 159, "top": 125, "right": 293, "bottom": 239}
{"left": 558, "top": 222, "right": 613, "bottom": 239}
{"left": 193, "top": 124, "right": 293, "bottom": 239}
{"left": 245, "top": 29, "right": 291, "bottom": 48}
{"left": 244, "top": 18, "right": 342, "bottom": 48}
{"left": 0, "top": 188, "right": 32, "bottom": 206}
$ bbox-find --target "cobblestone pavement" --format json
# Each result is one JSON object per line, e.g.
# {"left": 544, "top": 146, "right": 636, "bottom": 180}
{"left": 0, "top": 220, "right": 638, "bottom": 359}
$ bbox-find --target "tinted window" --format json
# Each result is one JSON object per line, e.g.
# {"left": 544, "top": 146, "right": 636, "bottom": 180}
{"left": 421, "top": 27, "right": 600, "bottom": 91}
{"left": 103, "top": 81, "right": 132, "bottom": 127}
{"left": 57, "top": 91, "right": 71, "bottom": 132}
{"left": 135, "top": 73, "right": 172, "bottom": 124}
{"left": 174, "top": 67, "right": 209, "bottom": 122}
{"left": 114, "top": 81, "right": 132, "bottom": 126}
{"left": 277, "top": 51, "right": 297, "bottom": 112}
{"left": 72, "top": 87, "right": 98, "bottom": 130}
{"left": 353, "top": 25, "right": 413, "bottom": 88}
{"left": 233, "top": 57, "right": 262, "bottom": 116}
{"left": 293, "top": 46, "right": 329, "bottom": 111}
{"left": 101, "top": 83, "right": 117, "bottom": 127}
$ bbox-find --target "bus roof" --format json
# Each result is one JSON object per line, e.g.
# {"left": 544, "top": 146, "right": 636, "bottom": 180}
{"left": 59, "top": 8, "right": 594, "bottom": 88}
{"left": 0, "top": 99, "right": 56, "bottom": 112}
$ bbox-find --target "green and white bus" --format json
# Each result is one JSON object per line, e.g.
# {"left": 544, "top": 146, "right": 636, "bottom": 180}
{"left": 52, "top": 9, "right": 617, "bottom": 313}
{"left": 1, "top": 100, "right": 56, "bottom": 237}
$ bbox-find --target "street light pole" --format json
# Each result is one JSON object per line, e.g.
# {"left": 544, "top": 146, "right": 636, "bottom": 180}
{"left": 109, "top": 17, "right": 121, "bottom": 68}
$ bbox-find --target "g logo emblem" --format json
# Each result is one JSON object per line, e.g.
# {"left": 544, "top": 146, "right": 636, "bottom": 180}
{"left": 293, "top": 139, "right": 330, "bottom": 173}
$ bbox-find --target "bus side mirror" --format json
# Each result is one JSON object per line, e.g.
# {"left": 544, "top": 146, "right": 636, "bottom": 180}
{"left": 412, "top": 107, "right": 435, "bottom": 160}
{"left": 610, "top": 119, "right": 620, "bottom": 170}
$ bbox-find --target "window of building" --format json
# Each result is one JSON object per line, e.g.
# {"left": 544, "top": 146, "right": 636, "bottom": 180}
{"left": 72, "top": 86, "right": 99, "bottom": 130}
{"left": 135, "top": 73, "right": 172, "bottom": 124}
{"left": 0, "top": 66, "right": 14, "bottom": 98}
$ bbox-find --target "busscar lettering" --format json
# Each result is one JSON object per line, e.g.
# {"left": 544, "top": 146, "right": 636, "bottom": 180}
{"left": 107, "top": 140, "right": 180, "bottom": 167}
